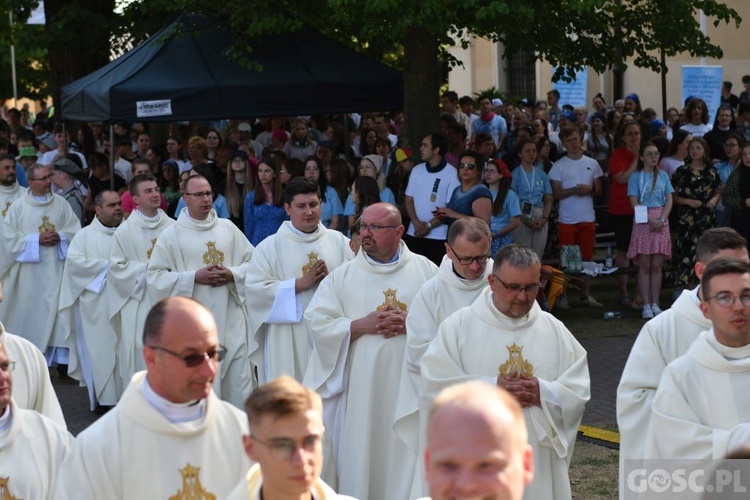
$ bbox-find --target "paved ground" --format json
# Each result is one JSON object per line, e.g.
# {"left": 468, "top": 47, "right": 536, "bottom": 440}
{"left": 52, "top": 333, "right": 637, "bottom": 436}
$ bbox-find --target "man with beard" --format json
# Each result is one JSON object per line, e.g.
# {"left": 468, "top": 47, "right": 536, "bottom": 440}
{"left": 0, "top": 153, "right": 21, "bottom": 221}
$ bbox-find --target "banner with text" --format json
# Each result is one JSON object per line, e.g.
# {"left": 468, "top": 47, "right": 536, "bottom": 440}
{"left": 682, "top": 65, "right": 723, "bottom": 123}
{"left": 553, "top": 67, "right": 588, "bottom": 109}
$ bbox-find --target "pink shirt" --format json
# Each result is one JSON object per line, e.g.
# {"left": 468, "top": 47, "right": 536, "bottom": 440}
{"left": 121, "top": 190, "right": 168, "bottom": 214}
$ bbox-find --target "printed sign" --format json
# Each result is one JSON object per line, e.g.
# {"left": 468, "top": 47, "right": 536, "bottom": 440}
{"left": 682, "top": 65, "right": 722, "bottom": 123}
{"left": 553, "top": 67, "right": 588, "bottom": 108}
{"left": 136, "top": 99, "right": 172, "bottom": 118}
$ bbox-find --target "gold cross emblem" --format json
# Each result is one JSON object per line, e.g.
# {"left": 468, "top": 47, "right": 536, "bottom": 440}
{"left": 499, "top": 343, "right": 534, "bottom": 377}
{"left": 168, "top": 463, "right": 216, "bottom": 500}
{"left": 377, "top": 288, "right": 407, "bottom": 311}
{"left": 202, "top": 241, "right": 225, "bottom": 266}
{"left": 0, "top": 477, "right": 20, "bottom": 500}
{"left": 147, "top": 238, "right": 157, "bottom": 260}
{"left": 1, "top": 201, "right": 10, "bottom": 218}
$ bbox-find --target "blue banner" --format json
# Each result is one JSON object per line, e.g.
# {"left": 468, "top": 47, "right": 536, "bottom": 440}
{"left": 682, "top": 65, "right": 723, "bottom": 123}
{"left": 553, "top": 67, "right": 588, "bottom": 108}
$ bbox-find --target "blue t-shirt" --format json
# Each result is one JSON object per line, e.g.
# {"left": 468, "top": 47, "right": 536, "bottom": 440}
{"left": 343, "top": 187, "right": 397, "bottom": 216}
{"left": 472, "top": 114, "right": 507, "bottom": 145}
{"left": 243, "top": 191, "right": 289, "bottom": 246}
{"left": 489, "top": 189, "right": 522, "bottom": 233}
{"left": 715, "top": 161, "right": 734, "bottom": 184}
{"left": 510, "top": 165, "right": 553, "bottom": 207}
{"left": 15, "top": 162, "right": 28, "bottom": 188}
{"left": 627, "top": 170, "right": 674, "bottom": 208}
{"left": 320, "top": 185, "right": 343, "bottom": 228}
{"left": 446, "top": 183, "right": 493, "bottom": 225}
{"left": 175, "top": 193, "right": 230, "bottom": 219}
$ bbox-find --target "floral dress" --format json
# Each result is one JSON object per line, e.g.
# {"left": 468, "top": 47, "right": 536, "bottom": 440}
{"left": 671, "top": 165, "right": 721, "bottom": 287}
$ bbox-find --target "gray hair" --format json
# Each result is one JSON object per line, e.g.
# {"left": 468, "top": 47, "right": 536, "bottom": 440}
{"left": 26, "top": 163, "right": 49, "bottom": 180}
{"left": 492, "top": 244, "right": 540, "bottom": 273}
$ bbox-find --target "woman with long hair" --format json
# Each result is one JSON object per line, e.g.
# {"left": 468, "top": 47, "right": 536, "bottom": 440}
{"left": 304, "top": 155, "right": 342, "bottom": 229}
{"left": 348, "top": 176, "right": 381, "bottom": 230}
{"left": 225, "top": 150, "right": 254, "bottom": 230}
{"left": 680, "top": 97, "right": 712, "bottom": 138}
{"left": 353, "top": 126, "right": 377, "bottom": 158}
{"left": 671, "top": 137, "right": 722, "bottom": 291}
{"left": 483, "top": 158, "right": 521, "bottom": 254}
{"left": 658, "top": 129, "right": 692, "bottom": 179}
{"left": 165, "top": 135, "right": 189, "bottom": 173}
{"left": 627, "top": 142, "right": 674, "bottom": 319}
{"left": 326, "top": 157, "right": 350, "bottom": 215}
{"left": 624, "top": 93, "right": 643, "bottom": 119}
{"left": 205, "top": 128, "right": 222, "bottom": 162}
{"left": 586, "top": 111, "right": 612, "bottom": 170}
{"left": 283, "top": 118, "right": 318, "bottom": 161}
{"left": 325, "top": 122, "right": 347, "bottom": 157}
{"left": 159, "top": 159, "right": 182, "bottom": 206}
{"left": 722, "top": 143, "right": 750, "bottom": 248}
{"left": 606, "top": 109, "right": 623, "bottom": 137}
{"left": 715, "top": 133, "right": 748, "bottom": 227}
{"left": 436, "top": 150, "right": 492, "bottom": 227}
{"left": 510, "top": 138, "right": 553, "bottom": 259}
{"left": 665, "top": 107, "right": 681, "bottom": 140}
{"left": 74, "top": 124, "right": 97, "bottom": 159}
{"left": 243, "top": 154, "right": 287, "bottom": 245}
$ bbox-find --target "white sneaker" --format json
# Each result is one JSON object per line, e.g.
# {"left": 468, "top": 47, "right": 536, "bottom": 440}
{"left": 556, "top": 297, "right": 570, "bottom": 310}
{"left": 651, "top": 303, "right": 663, "bottom": 316}
{"left": 581, "top": 295, "right": 603, "bottom": 307}
{"left": 642, "top": 304, "right": 654, "bottom": 319}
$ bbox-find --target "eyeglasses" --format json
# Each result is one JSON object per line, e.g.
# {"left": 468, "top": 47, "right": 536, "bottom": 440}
{"left": 724, "top": 143, "right": 739, "bottom": 149}
{"left": 458, "top": 162, "right": 477, "bottom": 170}
{"left": 29, "top": 175, "right": 52, "bottom": 182}
{"left": 147, "top": 344, "right": 227, "bottom": 367}
{"left": 359, "top": 223, "right": 399, "bottom": 234}
{"left": 251, "top": 434, "right": 320, "bottom": 462}
{"left": 493, "top": 275, "right": 541, "bottom": 294}
{"left": 447, "top": 242, "right": 490, "bottom": 265}
{"left": 184, "top": 191, "right": 213, "bottom": 199}
{"left": 704, "top": 291, "right": 750, "bottom": 309}
{"left": 0, "top": 361, "right": 16, "bottom": 373}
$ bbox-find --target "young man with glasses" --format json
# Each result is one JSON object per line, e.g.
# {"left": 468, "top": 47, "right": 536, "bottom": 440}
{"left": 228, "top": 376, "right": 355, "bottom": 499}
{"left": 0, "top": 164, "right": 80, "bottom": 363}
{"left": 56, "top": 297, "right": 252, "bottom": 498}
{"left": 394, "top": 217, "right": 494, "bottom": 498}
{"left": 421, "top": 243, "right": 590, "bottom": 500}
{"left": 304, "top": 202, "right": 437, "bottom": 499}
{"left": 618, "top": 228, "right": 749, "bottom": 496}
{"left": 644, "top": 258, "right": 750, "bottom": 460}
{"left": 147, "top": 175, "right": 254, "bottom": 408}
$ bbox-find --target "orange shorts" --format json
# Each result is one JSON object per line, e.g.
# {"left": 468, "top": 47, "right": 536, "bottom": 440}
{"left": 558, "top": 222, "right": 596, "bottom": 260}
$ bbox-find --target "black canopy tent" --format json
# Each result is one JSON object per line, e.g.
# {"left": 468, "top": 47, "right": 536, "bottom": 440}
{"left": 60, "top": 16, "right": 404, "bottom": 122}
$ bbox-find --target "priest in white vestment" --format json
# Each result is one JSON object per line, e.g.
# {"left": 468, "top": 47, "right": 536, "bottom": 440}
{"left": 55, "top": 297, "right": 252, "bottom": 499}
{"left": 393, "top": 217, "right": 493, "bottom": 498}
{"left": 147, "top": 175, "right": 254, "bottom": 408}
{"left": 109, "top": 174, "right": 175, "bottom": 384}
{"left": 0, "top": 165, "right": 80, "bottom": 356}
{"left": 0, "top": 341, "right": 72, "bottom": 500}
{"left": 303, "top": 203, "right": 438, "bottom": 500}
{"left": 227, "top": 376, "right": 355, "bottom": 500}
{"left": 617, "top": 228, "right": 749, "bottom": 497}
{"left": 59, "top": 190, "right": 124, "bottom": 409}
{"left": 645, "top": 258, "right": 750, "bottom": 460}
{"left": 421, "top": 244, "right": 590, "bottom": 500}
{"left": 0, "top": 154, "right": 22, "bottom": 222}
{"left": 0, "top": 314, "right": 65, "bottom": 425}
{"left": 246, "top": 178, "right": 352, "bottom": 384}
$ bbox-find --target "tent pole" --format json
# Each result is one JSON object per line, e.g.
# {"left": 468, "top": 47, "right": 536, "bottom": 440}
{"left": 109, "top": 125, "right": 115, "bottom": 190}
{"left": 62, "top": 121, "right": 67, "bottom": 157}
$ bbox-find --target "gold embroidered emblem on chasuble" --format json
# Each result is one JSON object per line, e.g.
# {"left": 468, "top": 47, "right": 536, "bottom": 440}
{"left": 147, "top": 238, "right": 158, "bottom": 260}
{"left": 168, "top": 463, "right": 216, "bottom": 500}
{"left": 499, "top": 343, "right": 534, "bottom": 377}
{"left": 1, "top": 202, "right": 10, "bottom": 217}
{"left": 38, "top": 215, "right": 56, "bottom": 234}
{"left": 301, "top": 252, "right": 319, "bottom": 275}
{"left": 377, "top": 288, "right": 407, "bottom": 311}
{"left": 202, "top": 241, "right": 225, "bottom": 266}
{"left": 0, "top": 477, "right": 20, "bottom": 500}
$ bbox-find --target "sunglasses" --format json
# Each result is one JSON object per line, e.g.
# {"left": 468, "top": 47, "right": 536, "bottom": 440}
{"left": 458, "top": 162, "right": 477, "bottom": 170}
{"left": 147, "top": 345, "right": 227, "bottom": 367}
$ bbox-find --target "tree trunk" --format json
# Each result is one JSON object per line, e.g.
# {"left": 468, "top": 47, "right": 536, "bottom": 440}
{"left": 402, "top": 27, "right": 440, "bottom": 151}
{"left": 44, "top": 0, "right": 115, "bottom": 120}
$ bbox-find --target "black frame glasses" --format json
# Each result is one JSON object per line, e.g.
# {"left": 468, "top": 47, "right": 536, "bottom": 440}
{"left": 147, "top": 345, "right": 227, "bottom": 367}
{"left": 359, "top": 223, "right": 399, "bottom": 234}
{"left": 250, "top": 434, "right": 321, "bottom": 461}
{"left": 492, "top": 274, "right": 541, "bottom": 294}
{"left": 447, "top": 241, "right": 490, "bottom": 265}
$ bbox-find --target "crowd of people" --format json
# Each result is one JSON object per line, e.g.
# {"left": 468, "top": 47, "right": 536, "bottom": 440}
{"left": 2, "top": 75, "right": 750, "bottom": 498}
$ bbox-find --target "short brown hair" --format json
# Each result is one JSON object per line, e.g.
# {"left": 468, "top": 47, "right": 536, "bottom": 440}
{"left": 558, "top": 124, "right": 581, "bottom": 142}
{"left": 244, "top": 376, "right": 322, "bottom": 427}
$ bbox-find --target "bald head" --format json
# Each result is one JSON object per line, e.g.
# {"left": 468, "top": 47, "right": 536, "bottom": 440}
{"left": 426, "top": 381, "right": 533, "bottom": 500}
{"left": 364, "top": 202, "right": 402, "bottom": 225}
{"left": 143, "top": 296, "right": 216, "bottom": 346}
{"left": 360, "top": 202, "right": 405, "bottom": 262}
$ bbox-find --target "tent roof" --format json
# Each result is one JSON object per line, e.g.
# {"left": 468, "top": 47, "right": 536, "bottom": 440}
{"left": 61, "top": 17, "right": 403, "bottom": 122}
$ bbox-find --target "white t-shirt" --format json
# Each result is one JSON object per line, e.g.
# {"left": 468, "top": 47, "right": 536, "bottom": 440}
{"left": 680, "top": 122, "right": 712, "bottom": 138}
{"left": 548, "top": 155, "right": 603, "bottom": 224}
{"left": 404, "top": 162, "right": 460, "bottom": 240}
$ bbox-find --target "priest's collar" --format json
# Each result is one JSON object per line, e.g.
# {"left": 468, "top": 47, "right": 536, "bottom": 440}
{"left": 186, "top": 210, "right": 212, "bottom": 225}
{"left": 141, "top": 376, "right": 206, "bottom": 424}
{"left": 288, "top": 222, "right": 319, "bottom": 236}
{"left": 0, "top": 403, "right": 10, "bottom": 434}
{"left": 364, "top": 246, "right": 401, "bottom": 265}
{"left": 96, "top": 216, "right": 118, "bottom": 229}
{"left": 706, "top": 328, "right": 750, "bottom": 360}
{"left": 690, "top": 285, "right": 702, "bottom": 305}
{"left": 451, "top": 264, "right": 483, "bottom": 284}
{"left": 134, "top": 208, "right": 160, "bottom": 221}
{"left": 31, "top": 193, "right": 50, "bottom": 202}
